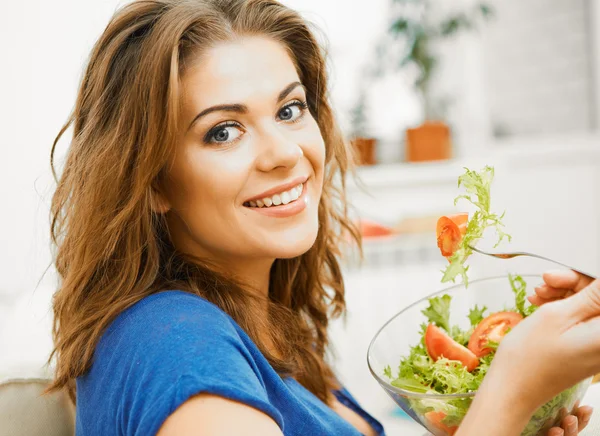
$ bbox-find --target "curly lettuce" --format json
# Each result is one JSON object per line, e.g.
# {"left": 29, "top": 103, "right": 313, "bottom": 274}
{"left": 441, "top": 166, "right": 511, "bottom": 286}
{"left": 509, "top": 273, "right": 537, "bottom": 317}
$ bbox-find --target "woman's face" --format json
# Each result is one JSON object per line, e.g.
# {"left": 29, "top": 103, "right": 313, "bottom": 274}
{"left": 157, "top": 36, "right": 325, "bottom": 273}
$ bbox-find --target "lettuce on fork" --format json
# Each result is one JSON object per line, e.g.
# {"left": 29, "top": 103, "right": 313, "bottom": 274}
{"left": 440, "top": 166, "right": 511, "bottom": 286}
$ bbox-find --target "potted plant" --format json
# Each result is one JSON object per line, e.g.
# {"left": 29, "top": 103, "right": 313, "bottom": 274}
{"left": 380, "top": 0, "right": 493, "bottom": 162}
{"left": 348, "top": 86, "right": 377, "bottom": 166}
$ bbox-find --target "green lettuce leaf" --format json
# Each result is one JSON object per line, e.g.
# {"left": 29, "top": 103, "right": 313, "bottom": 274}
{"left": 468, "top": 304, "right": 487, "bottom": 327}
{"left": 421, "top": 294, "right": 452, "bottom": 333}
{"left": 509, "top": 273, "right": 537, "bottom": 317}
{"left": 441, "top": 166, "right": 511, "bottom": 286}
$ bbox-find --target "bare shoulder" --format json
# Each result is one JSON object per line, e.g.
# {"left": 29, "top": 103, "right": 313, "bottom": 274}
{"left": 157, "top": 393, "right": 284, "bottom": 436}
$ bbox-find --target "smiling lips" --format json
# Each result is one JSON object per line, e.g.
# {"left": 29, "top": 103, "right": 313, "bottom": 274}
{"left": 243, "top": 179, "right": 308, "bottom": 218}
{"left": 244, "top": 183, "right": 303, "bottom": 208}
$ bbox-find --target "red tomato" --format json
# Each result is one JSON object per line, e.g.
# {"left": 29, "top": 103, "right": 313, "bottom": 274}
{"left": 425, "top": 324, "right": 479, "bottom": 372}
{"left": 425, "top": 411, "right": 459, "bottom": 435}
{"left": 436, "top": 213, "right": 468, "bottom": 258}
{"left": 468, "top": 312, "right": 523, "bottom": 357}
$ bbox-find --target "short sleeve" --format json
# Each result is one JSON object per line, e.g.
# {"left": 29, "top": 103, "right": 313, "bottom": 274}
{"left": 90, "top": 291, "right": 284, "bottom": 436}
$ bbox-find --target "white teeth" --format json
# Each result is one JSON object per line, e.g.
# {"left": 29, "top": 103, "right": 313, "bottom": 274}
{"left": 291, "top": 185, "right": 301, "bottom": 200}
{"left": 247, "top": 182, "right": 305, "bottom": 208}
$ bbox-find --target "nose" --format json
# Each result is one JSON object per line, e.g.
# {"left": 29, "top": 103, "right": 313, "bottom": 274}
{"left": 254, "top": 123, "right": 303, "bottom": 172}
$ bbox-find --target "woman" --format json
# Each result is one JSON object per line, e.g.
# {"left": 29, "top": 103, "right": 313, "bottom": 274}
{"left": 46, "top": 0, "right": 599, "bottom": 435}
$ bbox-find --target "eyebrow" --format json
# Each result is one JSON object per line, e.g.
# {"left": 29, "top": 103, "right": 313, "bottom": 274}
{"left": 187, "top": 81, "right": 305, "bottom": 131}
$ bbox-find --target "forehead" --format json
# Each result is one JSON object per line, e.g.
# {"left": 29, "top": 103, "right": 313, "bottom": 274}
{"left": 181, "top": 36, "right": 301, "bottom": 109}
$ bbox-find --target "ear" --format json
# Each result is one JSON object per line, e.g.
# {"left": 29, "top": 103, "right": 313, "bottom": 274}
{"left": 150, "top": 183, "right": 171, "bottom": 215}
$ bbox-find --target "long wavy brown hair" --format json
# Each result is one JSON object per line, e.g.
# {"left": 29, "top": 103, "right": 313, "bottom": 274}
{"left": 47, "top": 0, "right": 361, "bottom": 405}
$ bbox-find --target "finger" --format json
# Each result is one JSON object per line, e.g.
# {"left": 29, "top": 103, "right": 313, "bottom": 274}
{"left": 547, "top": 427, "right": 564, "bottom": 436}
{"left": 575, "top": 405, "right": 593, "bottom": 431}
{"left": 562, "top": 415, "right": 578, "bottom": 436}
{"left": 558, "top": 407, "right": 569, "bottom": 421}
{"left": 528, "top": 294, "right": 557, "bottom": 307}
{"left": 535, "top": 284, "right": 572, "bottom": 299}
{"left": 543, "top": 270, "right": 594, "bottom": 293}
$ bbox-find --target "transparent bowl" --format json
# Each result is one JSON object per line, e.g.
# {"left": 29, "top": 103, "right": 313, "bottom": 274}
{"left": 367, "top": 274, "right": 592, "bottom": 436}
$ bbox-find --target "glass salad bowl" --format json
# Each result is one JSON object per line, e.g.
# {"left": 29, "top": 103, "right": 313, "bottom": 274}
{"left": 367, "top": 274, "right": 593, "bottom": 436}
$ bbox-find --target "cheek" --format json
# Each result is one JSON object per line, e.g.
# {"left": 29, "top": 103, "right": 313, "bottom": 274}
{"left": 302, "top": 120, "right": 326, "bottom": 176}
{"left": 166, "top": 147, "right": 249, "bottom": 219}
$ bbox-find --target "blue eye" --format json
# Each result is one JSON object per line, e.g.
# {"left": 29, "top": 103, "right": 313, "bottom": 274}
{"left": 278, "top": 100, "right": 308, "bottom": 123}
{"left": 204, "top": 122, "right": 243, "bottom": 145}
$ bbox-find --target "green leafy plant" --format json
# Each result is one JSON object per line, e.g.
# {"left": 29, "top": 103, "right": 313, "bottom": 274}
{"left": 380, "top": 0, "right": 494, "bottom": 120}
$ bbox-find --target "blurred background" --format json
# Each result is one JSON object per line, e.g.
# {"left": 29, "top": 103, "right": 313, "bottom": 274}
{"left": 1, "top": 0, "right": 599, "bottom": 434}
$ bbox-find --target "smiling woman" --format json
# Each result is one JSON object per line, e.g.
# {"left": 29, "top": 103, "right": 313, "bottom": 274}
{"left": 45, "top": 1, "right": 600, "bottom": 436}
{"left": 46, "top": 0, "right": 381, "bottom": 435}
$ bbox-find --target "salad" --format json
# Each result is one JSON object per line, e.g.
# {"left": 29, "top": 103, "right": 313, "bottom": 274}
{"left": 436, "top": 165, "right": 510, "bottom": 286}
{"left": 381, "top": 167, "right": 589, "bottom": 436}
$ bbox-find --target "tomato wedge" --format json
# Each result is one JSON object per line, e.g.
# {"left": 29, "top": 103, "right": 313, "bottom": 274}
{"left": 425, "top": 324, "right": 479, "bottom": 372}
{"left": 424, "top": 411, "right": 458, "bottom": 435}
{"left": 436, "top": 213, "right": 468, "bottom": 258}
{"left": 468, "top": 312, "right": 523, "bottom": 357}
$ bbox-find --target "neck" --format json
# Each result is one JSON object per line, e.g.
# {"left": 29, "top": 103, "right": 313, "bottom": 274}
{"left": 167, "top": 216, "right": 274, "bottom": 298}
{"left": 232, "top": 258, "right": 273, "bottom": 299}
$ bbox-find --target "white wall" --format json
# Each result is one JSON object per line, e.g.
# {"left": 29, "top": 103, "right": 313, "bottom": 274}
{"left": 592, "top": 0, "right": 600, "bottom": 129}
{"left": 1, "top": 0, "right": 132, "bottom": 298}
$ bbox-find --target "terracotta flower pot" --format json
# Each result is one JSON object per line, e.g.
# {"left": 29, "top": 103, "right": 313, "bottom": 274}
{"left": 405, "top": 121, "right": 452, "bottom": 162}
{"left": 351, "top": 137, "right": 377, "bottom": 166}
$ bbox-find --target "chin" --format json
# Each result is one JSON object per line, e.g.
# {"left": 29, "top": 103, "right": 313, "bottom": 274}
{"left": 269, "top": 227, "right": 319, "bottom": 259}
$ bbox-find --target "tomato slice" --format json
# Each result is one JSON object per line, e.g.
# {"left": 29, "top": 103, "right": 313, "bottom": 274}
{"left": 425, "top": 324, "right": 479, "bottom": 372}
{"left": 436, "top": 213, "right": 468, "bottom": 258}
{"left": 468, "top": 312, "right": 523, "bottom": 357}
{"left": 424, "top": 411, "right": 459, "bottom": 435}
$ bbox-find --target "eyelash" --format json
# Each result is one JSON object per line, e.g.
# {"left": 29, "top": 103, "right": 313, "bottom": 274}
{"left": 203, "top": 99, "right": 309, "bottom": 145}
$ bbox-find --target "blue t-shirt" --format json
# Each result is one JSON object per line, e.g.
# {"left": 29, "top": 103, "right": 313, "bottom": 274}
{"left": 76, "top": 290, "right": 385, "bottom": 435}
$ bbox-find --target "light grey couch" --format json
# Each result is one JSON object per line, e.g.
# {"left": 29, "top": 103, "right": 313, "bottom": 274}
{"left": 0, "top": 378, "right": 75, "bottom": 436}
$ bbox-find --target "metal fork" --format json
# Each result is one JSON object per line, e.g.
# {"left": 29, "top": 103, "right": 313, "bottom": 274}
{"left": 468, "top": 245, "right": 597, "bottom": 280}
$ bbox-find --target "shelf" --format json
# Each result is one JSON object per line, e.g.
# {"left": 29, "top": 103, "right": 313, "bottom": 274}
{"left": 347, "top": 133, "right": 600, "bottom": 192}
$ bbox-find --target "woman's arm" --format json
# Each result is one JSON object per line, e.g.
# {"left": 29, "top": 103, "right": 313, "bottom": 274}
{"left": 157, "top": 393, "right": 284, "bottom": 436}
